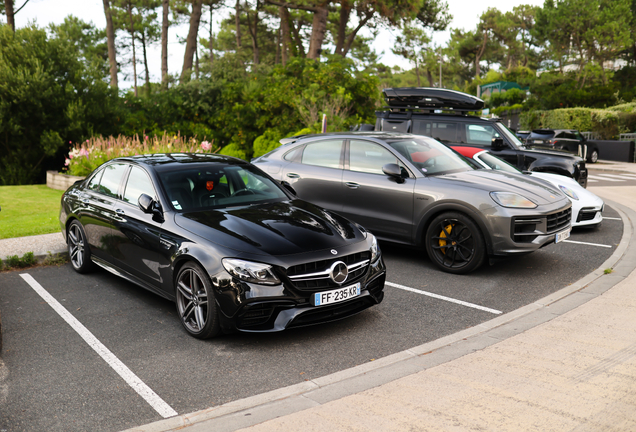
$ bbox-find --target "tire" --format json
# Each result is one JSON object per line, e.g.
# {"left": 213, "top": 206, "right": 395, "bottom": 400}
{"left": 588, "top": 149, "right": 599, "bottom": 164}
{"left": 67, "top": 220, "right": 95, "bottom": 273}
{"left": 175, "top": 262, "right": 220, "bottom": 339}
{"left": 425, "top": 212, "right": 486, "bottom": 275}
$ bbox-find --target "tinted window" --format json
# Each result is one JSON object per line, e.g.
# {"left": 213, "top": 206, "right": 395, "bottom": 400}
{"left": 413, "top": 121, "right": 458, "bottom": 142}
{"left": 301, "top": 140, "right": 343, "bottom": 168}
{"left": 88, "top": 169, "right": 103, "bottom": 192}
{"left": 123, "top": 166, "right": 156, "bottom": 204}
{"left": 159, "top": 164, "right": 287, "bottom": 211}
{"left": 349, "top": 140, "right": 398, "bottom": 174}
{"left": 464, "top": 124, "right": 500, "bottom": 146}
{"left": 99, "top": 163, "right": 128, "bottom": 198}
{"left": 477, "top": 153, "right": 521, "bottom": 174}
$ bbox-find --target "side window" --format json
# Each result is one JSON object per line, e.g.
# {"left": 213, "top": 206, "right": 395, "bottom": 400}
{"left": 88, "top": 169, "right": 104, "bottom": 192}
{"left": 412, "top": 121, "right": 458, "bottom": 143}
{"left": 349, "top": 140, "right": 398, "bottom": 175}
{"left": 98, "top": 163, "right": 128, "bottom": 198}
{"left": 301, "top": 140, "right": 343, "bottom": 168}
{"left": 123, "top": 166, "right": 156, "bottom": 204}
{"left": 283, "top": 146, "right": 303, "bottom": 161}
{"left": 464, "top": 124, "right": 500, "bottom": 146}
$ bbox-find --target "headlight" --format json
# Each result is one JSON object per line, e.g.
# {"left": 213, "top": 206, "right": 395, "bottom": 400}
{"left": 369, "top": 233, "right": 379, "bottom": 262}
{"left": 222, "top": 258, "right": 281, "bottom": 285}
{"left": 558, "top": 185, "right": 579, "bottom": 200}
{"left": 490, "top": 192, "right": 537, "bottom": 208}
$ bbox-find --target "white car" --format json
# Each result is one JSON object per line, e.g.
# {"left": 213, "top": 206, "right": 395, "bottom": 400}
{"left": 453, "top": 146, "right": 603, "bottom": 228}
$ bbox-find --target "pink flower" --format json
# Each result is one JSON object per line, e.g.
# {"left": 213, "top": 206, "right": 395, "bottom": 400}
{"left": 68, "top": 153, "right": 74, "bottom": 159}
{"left": 65, "top": 158, "right": 70, "bottom": 166}
{"left": 145, "top": 135, "right": 148, "bottom": 140}
{"left": 201, "top": 141, "right": 212, "bottom": 151}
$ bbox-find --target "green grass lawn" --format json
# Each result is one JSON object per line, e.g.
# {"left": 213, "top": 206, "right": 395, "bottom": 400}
{"left": 0, "top": 185, "right": 64, "bottom": 239}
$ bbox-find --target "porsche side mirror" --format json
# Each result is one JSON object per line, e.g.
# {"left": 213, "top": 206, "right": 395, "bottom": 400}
{"left": 382, "top": 163, "right": 405, "bottom": 183}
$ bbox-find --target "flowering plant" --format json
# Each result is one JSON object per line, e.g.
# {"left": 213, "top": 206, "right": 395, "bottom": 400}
{"left": 64, "top": 134, "right": 217, "bottom": 176}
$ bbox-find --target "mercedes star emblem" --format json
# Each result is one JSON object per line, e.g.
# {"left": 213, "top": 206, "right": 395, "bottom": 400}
{"left": 329, "top": 261, "right": 348, "bottom": 284}
{"left": 330, "top": 249, "right": 338, "bottom": 255}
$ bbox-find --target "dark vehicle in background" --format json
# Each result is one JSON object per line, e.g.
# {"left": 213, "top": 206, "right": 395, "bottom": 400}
{"left": 253, "top": 131, "right": 572, "bottom": 275}
{"left": 60, "top": 154, "right": 385, "bottom": 338}
{"left": 373, "top": 88, "right": 588, "bottom": 188}
{"left": 526, "top": 129, "right": 600, "bottom": 164}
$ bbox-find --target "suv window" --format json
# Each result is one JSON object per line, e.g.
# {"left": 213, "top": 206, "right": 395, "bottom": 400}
{"left": 349, "top": 140, "right": 398, "bottom": 174}
{"left": 123, "top": 166, "right": 155, "bottom": 204}
{"left": 301, "top": 140, "right": 343, "bottom": 168}
{"left": 413, "top": 121, "right": 458, "bottom": 143}
{"left": 464, "top": 124, "right": 500, "bottom": 146}
{"left": 99, "top": 163, "right": 128, "bottom": 198}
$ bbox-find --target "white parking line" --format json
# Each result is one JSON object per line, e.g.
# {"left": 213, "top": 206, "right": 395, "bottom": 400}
{"left": 603, "top": 217, "right": 622, "bottom": 221}
{"left": 562, "top": 240, "right": 612, "bottom": 248}
{"left": 386, "top": 281, "right": 502, "bottom": 315}
{"left": 587, "top": 179, "right": 598, "bottom": 183}
{"left": 19, "top": 274, "right": 178, "bottom": 419}
{"left": 593, "top": 173, "right": 636, "bottom": 180}
{"left": 587, "top": 175, "right": 625, "bottom": 182}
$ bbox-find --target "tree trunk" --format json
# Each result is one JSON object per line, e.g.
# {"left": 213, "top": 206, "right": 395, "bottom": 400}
{"left": 141, "top": 31, "right": 150, "bottom": 94}
{"left": 307, "top": 4, "right": 328, "bottom": 60}
{"left": 4, "top": 0, "right": 15, "bottom": 32}
{"left": 127, "top": 1, "right": 138, "bottom": 97}
{"left": 246, "top": 1, "right": 260, "bottom": 64}
{"left": 235, "top": 0, "right": 242, "bottom": 50}
{"left": 209, "top": 7, "right": 214, "bottom": 68}
{"left": 290, "top": 21, "right": 305, "bottom": 57}
{"left": 195, "top": 47, "right": 199, "bottom": 79}
{"left": 279, "top": 6, "right": 291, "bottom": 65}
{"left": 275, "top": 22, "right": 281, "bottom": 64}
{"left": 427, "top": 69, "right": 434, "bottom": 87}
{"left": 102, "top": 0, "right": 118, "bottom": 88}
{"left": 341, "top": 10, "right": 373, "bottom": 57}
{"left": 181, "top": 0, "right": 203, "bottom": 82}
{"left": 334, "top": 1, "right": 351, "bottom": 56}
{"left": 161, "top": 0, "right": 169, "bottom": 89}
{"left": 415, "top": 59, "right": 420, "bottom": 86}
{"left": 475, "top": 30, "right": 488, "bottom": 78}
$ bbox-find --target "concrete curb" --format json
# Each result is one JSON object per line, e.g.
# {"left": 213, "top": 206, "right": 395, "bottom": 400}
{"left": 122, "top": 198, "right": 636, "bottom": 432}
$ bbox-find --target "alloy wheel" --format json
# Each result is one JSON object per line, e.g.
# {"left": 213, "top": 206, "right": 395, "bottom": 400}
{"left": 176, "top": 268, "right": 209, "bottom": 334}
{"left": 429, "top": 219, "right": 476, "bottom": 271}
{"left": 68, "top": 223, "right": 85, "bottom": 270}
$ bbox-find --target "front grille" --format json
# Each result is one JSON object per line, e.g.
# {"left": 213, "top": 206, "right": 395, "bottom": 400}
{"left": 547, "top": 208, "right": 572, "bottom": 232}
{"left": 577, "top": 207, "right": 598, "bottom": 222}
{"left": 286, "top": 251, "right": 371, "bottom": 291}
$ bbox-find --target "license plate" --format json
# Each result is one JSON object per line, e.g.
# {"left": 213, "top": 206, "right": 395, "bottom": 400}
{"left": 534, "top": 140, "right": 543, "bottom": 144}
{"left": 555, "top": 228, "right": 571, "bottom": 243}
{"left": 312, "top": 283, "right": 361, "bottom": 306}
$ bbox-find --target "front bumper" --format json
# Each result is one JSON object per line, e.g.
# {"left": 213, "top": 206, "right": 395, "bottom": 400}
{"left": 483, "top": 199, "right": 573, "bottom": 256}
{"left": 211, "top": 254, "right": 386, "bottom": 333}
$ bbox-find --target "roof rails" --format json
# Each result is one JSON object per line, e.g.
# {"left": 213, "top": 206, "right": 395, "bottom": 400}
{"left": 382, "top": 87, "right": 484, "bottom": 111}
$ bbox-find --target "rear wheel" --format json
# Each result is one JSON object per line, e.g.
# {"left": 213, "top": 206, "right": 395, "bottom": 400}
{"left": 67, "top": 220, "right": 94, "bottom": 273}
{"left": 425, "top": 212, "right": 486, "bottom": 274}
{"left": 588, "top": 149, "right": 599, "bottom": 163}
{"left": 175, "top": 262, "right": 220, "bottom": 339}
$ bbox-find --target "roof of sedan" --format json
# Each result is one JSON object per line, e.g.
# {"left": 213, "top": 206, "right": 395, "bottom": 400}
{"left": 111, "top": 153, "right": 248, "bottom": 167}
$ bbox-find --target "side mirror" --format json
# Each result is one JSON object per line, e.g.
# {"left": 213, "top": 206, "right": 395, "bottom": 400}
{"left": 382, "top": 163, "right": 405, "bottom": 183}
{"left": 138, "top": 194, "right": 164, "bottom": 222}
{"left": 280, "top": 181, "right": 297, "bottom": 196}
{"left": 491, "top": 137, "right": 506, "bottom": 151}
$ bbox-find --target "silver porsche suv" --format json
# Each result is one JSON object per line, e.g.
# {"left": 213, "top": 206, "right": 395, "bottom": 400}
{"left": 252, "top": 132, "right": 572, "bottom": 274}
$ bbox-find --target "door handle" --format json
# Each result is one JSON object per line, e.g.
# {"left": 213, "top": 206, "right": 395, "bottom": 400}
{"left": 286, "top": 173, "right": 300, "bottom": 179}
{"left": 115, "top": 208, "right": 125, "bottom": 215}
{"left": 345, "top": 182, "right": 360, "bottom": 189}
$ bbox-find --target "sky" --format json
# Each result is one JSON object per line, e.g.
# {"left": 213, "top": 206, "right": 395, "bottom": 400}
{"left": 10, "top": 0, "right": 544, "bottom": 88}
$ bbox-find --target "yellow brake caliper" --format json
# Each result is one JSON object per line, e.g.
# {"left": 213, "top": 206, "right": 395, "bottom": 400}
{"left": 439, "top": 224, "right": 454, "bottom": 255}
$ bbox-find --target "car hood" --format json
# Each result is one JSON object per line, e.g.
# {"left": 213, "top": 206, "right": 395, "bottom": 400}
{"left": 434, "top": 170, "right": 567, "bottom": 205}
{"left": 174, "top": 199, "right": 365, "bottom": 256}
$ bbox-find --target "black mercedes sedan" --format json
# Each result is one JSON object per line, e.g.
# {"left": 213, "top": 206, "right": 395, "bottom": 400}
{"left": 59, "top": 154, "right": 385, "bottom": 339}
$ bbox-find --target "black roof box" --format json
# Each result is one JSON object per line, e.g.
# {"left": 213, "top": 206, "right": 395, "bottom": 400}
{"left": 383, "top": 88, "right": 484, "bottom": 111}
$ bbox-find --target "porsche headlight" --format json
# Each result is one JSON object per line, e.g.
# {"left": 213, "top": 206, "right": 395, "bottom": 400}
{"left": 558, "top": 185, "right": 579, "bottom": 200}
{"left": 490, "top": 192, "right": 537, "bottom": 209}
{"left": 222, "top": 258, "right": 281, "bottom": 285}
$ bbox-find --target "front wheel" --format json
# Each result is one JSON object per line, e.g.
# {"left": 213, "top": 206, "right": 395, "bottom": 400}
{"left": 175, "top": 262, "right": 220, "bottom": 339}
{"left": 425, "top": 212, "right": 486, "bottom": 274}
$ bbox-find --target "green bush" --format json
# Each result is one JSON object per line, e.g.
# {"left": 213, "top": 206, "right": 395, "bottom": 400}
{"left": 5, "top": 255, "right": 20, "bottom": 268}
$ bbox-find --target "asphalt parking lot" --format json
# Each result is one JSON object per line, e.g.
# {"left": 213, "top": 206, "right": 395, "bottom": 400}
{"left": 0, "top": 205, "right": 624, "bottom": 432}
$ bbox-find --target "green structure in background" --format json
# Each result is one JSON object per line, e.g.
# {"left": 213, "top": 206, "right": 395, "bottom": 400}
{"left": 478, "top": 81, "right": 528, "bottom": 98}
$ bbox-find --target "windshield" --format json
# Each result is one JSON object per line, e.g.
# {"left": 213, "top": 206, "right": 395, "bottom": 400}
{"left": 158, "top": 164, "right": 288, "bottom": 211}
{"left": 478, "top": 152, "right": 522, "bottom": 174}
{"left": 387, "top": 136, "right": 473, "bottom": 175}
{"left": 496, "top": 123, "right": 525, "bottom": 149}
